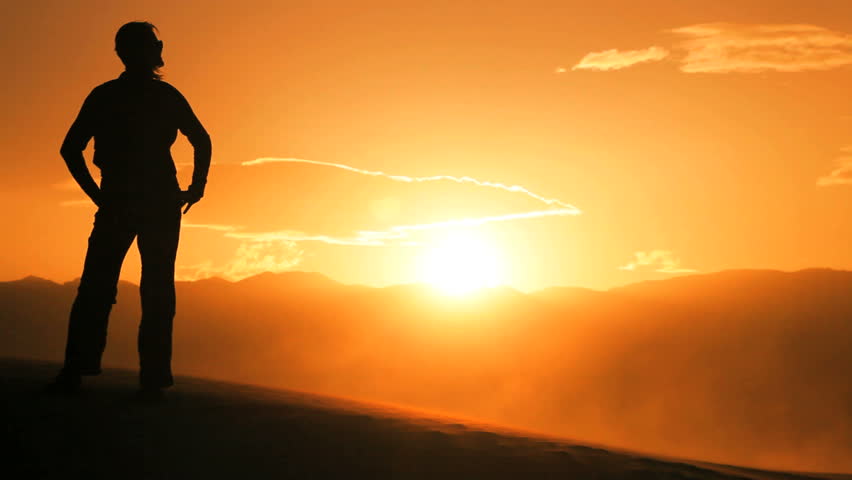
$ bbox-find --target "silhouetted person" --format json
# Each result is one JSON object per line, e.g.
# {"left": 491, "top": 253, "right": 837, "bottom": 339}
{"left": 48, "top": 22, "right": 211, "bottom": 399}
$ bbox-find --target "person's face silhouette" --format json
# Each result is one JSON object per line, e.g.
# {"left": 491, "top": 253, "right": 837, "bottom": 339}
{"left": 115, "top": 22, "right": 168, "bottom": 75}
{"left": 129, "top": 29, "right": 164, "bottom": 71}
{"left": 148, "top": 34, "right": 165, "bottom": 70}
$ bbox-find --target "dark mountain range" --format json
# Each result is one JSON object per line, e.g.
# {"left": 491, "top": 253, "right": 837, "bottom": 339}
{"left": 1, "top": 269, "right": 850, "bottom": 472}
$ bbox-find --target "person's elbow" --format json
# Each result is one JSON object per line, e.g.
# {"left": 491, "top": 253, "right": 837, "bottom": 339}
{"left": 197, "top": 130, "right": 212, "bottom": 148}
{"left": 59, "top": 142, "right": 81, "bottom": 160}
{"left": 191, "top": 131, "right": 212, "bottom": 154}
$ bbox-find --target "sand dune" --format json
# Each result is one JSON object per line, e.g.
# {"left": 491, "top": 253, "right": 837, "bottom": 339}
{"left": 4, "top": 359, "right": 847, "bottom": 480}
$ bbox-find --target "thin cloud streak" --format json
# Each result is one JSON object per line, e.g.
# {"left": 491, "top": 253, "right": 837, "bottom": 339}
{"left": 225, "top": 230, "right": 391, "bottom": 247}
{"left": 572, "top": 46, "right": 669, "bottom": 71}
{"left": 243, "top": 157, "right": 581, "bottom": 214}
{"left": 387, "top": 208, "right": 578, "bottom": 232}
{"left": 220, "top": 208, "right": 578, "bottom": 247}
{"left": 183, "top": 223, "right": 244, "bottom": 232}
{"left": 620, "top": 250, "right": 697, "bottom": 274}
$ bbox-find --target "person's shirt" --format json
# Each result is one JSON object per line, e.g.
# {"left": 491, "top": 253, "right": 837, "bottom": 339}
{"left": 61, "top": 71, "right": 211, "bottom": 201}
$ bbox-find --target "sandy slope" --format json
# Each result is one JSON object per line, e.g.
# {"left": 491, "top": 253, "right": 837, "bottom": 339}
{"left": 4, "top": 271, "right": 852, "bottom": 472}
{"left": 2, "top": 358, "right": 847, "bottom": 480}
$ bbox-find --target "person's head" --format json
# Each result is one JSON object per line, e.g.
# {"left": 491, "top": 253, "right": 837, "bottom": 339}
{"left": 115, "top": 21, "right": 164, "bottom": 80}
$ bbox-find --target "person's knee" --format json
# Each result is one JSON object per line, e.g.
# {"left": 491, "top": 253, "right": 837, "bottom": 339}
{"left": 76, "top": 280, "right": 118, "bottom": 305}
{"left": 139, "top": 282, "right": 176, "bottom": 315}
{"left": 141, "top": 261, "right": 175, "bottom": 280}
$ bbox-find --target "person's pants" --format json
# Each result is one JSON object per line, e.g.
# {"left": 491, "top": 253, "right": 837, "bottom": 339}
{"left": 62, "top": 198, "right": 182, "bottom": 388}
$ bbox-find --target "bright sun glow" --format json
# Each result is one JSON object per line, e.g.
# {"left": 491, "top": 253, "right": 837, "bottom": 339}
{"left": 418, "top": 230, "right": 505, "bottom": 296}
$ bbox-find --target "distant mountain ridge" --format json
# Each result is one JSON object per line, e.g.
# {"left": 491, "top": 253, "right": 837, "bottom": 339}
{"left": 1, "top": 268, "right": 850, "bottom": 472}
{"left": 12, "top": 267, "right": 850, "bottom": 294}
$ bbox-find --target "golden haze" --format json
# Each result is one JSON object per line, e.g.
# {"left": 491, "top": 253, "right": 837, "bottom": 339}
{"left": 2, "top": 1, "right": 852, "bottom": 291}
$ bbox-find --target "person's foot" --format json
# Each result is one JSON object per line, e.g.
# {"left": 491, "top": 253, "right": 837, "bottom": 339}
{"left": 134, "top": 386, "right": 165, "bottom": 403}
{"left": 44, "top": 371, "right": 82, "bottom": 395}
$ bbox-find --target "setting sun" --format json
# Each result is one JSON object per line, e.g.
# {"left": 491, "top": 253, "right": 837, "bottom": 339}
{"left": 418, "top": 230, "right": 505, "bottom": 295}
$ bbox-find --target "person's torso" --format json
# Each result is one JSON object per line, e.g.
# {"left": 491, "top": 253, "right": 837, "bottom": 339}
{"left": 90, "top": 76, "right": 184, "bottom": 195}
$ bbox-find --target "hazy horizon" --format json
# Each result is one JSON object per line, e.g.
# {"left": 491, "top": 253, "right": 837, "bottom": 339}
{"left": 10, "top": 265, "right": 852, "bottom": 294}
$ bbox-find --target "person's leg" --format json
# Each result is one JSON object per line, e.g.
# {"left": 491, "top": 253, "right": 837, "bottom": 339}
{"left": 62, "top": 207, "right": 136, "bottom": 377}
{"left": 136, "top": 202, "right": 181, "bottom": 390}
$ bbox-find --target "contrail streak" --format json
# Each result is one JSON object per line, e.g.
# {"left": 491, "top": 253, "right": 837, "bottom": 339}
{"left": 187, "top": 157, "right": 583, "bottom": 249}
{"left": 183, "top": 223, "right": 243, "bottom": 232}
{"left": 386, "top": 208, "right": 578, "bottom": 232}
{"left": 243, "top": 157, "right": 581, "bottom": 214}
{"left": 218, "top": 208, "right": 578, "bottom": 247}
{"left": 225, "top": 230, "right": 389, "bottom": 247}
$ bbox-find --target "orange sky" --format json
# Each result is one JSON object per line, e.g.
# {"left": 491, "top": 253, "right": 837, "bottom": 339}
{"left": 2, "top": 0, "right": 852, "bottom": 291}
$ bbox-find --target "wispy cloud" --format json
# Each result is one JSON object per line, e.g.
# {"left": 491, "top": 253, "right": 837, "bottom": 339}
{"left": 231, "top": 158, "right": 580, "bottom": 246}
{"left": 817, "top": 147, "right": 852, "bottom": 186}
{"left": 182, "top": 158, "right": 583, "bottom": 277}
{"left": 221, "top": 207, "right": 580, "bottom": 248}
{"left": 572, "top": 46, "right": 669, "bottom": 71}
{"left": 385, "top": 209, "right": 577, "bottom": 233}
{"left": 571, "top": 23, "right": 852, "bottom": 73}
{"left": 183, "top": 223, "right": 400, "bottom": 247}
{"left": 225, "top": 230, "right": 395, "bottom": 247}
{"left": 183, "top": 223, "right": 244, "bottom": 232}
{"left": 673, "top": 23, "right": 852, "bottom": 73}
{"left": 177, "top": 239, "right": 303, "bottom": 281}
{"left": 619, "top": 250, "right": 696, "bottom": 274}
{"left": 243, "top": 158, "right": 581, "bottom": 213}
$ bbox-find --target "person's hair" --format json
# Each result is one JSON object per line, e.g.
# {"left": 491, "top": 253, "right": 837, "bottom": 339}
{"left": 115, "top": 21, "right": 164, "bottom": 80}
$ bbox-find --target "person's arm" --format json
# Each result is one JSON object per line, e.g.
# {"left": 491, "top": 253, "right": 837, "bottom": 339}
{"left": 60, "top": 90, "right": 101, "bottom": 206}
{"left": 176, "top": 89, "right": 211, "bottom": 213}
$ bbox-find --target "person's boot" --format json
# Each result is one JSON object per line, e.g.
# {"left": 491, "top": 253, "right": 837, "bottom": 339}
{"left": 44, "top": 370, "right": 82, "bottom": 395}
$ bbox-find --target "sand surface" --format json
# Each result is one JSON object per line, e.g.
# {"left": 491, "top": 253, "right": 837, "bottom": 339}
{"left": 3, "top": 358, "right": 848, "bottom": 480}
